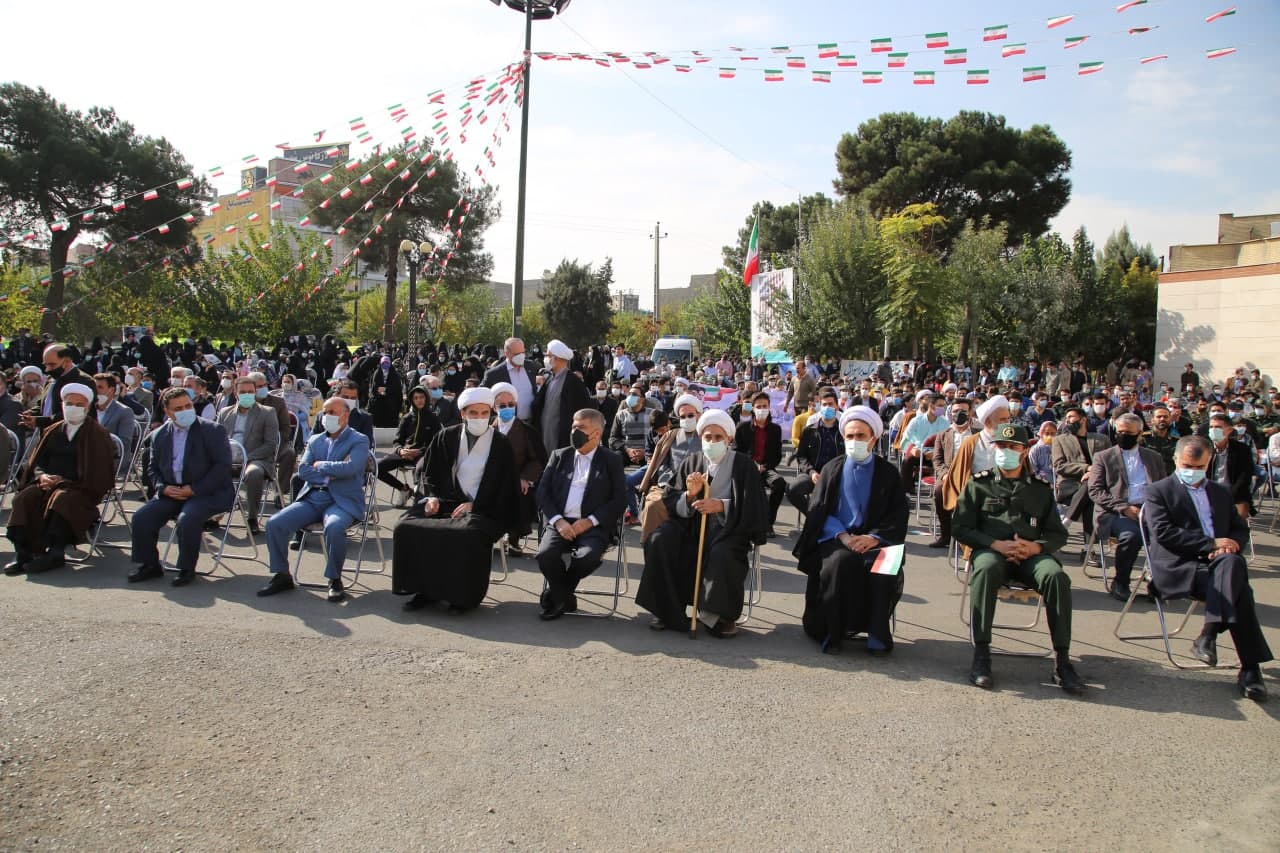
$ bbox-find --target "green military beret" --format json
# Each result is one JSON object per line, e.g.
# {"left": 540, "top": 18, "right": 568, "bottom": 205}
{"left": 993, "top": 422, "right": 1029, "bottom": 446}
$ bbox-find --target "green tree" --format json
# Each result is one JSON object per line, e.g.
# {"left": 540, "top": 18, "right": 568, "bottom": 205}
{"left": 0, "top": 256, "right": 43, "bottom": 334}
{"left": 946, "top": 219, "right": 1010, "bottom": 365}
{"left": 0, "top": 83, "right": 208, "bottom": 335}
{"left": 877, "top": 203, "right": 950, "bottom": 358}
{"left": 834, "top": 111, "right": 1072, "bottom": 248}
{"left": 305, "top": 141, "right": 496, "bottom": 340}
{"left": 985, "top": 234, "right": 1082, "bottom": 359}
{"left": 721, "top": 194, "right": 834, "bottom": 275}
{"left": 777, "top": 200, "right": 886, "bottom": 358}
{"left": 682, "top": 271, "right": 752, "bottom": 357}
{"left": 609, "top": 311, "right": 658, "bottom": 357}
{"left": 540, "top": 258, "right": 614, "bottom": 348}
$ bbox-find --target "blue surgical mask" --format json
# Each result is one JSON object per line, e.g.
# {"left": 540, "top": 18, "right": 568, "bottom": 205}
{"left": 430, "top": 388, "right": 443, "bottom": 400}
{"left": 1176, "top": 467, "right": 1206, "bottom": 486}
{"left": 626, "top": 394, "right": 641, "bottom": 409}
{"left": 820, "top": 405, "right": 837, "bottom": 421}
{"left": 255, "top": 387, "right": 268, "bottom": 400}
{"left": 184, "top": 388, "right": 196, "bottom": 400}
{"left": 993, "top": 447, "right": 1022, "bottom": 471}
{"left": 1208, "top": 427, "right": 1226, "bottom": 443}
{"left": 142, "top": 381, "right": 153, "bottom": 390}
{"left": 237, "top": 392, "right": 256, "bottom": 408}
{"left": 173, "top": 409, "right": 196, "bottom": 429}
{"left": 497, "top": 406, "right": 516, "bottom": 423}
{"left": 893, "top": 397, "right": 902, "bottom": 405}
{"left": 703, "top": 439, "right": 728, "bottom": 462}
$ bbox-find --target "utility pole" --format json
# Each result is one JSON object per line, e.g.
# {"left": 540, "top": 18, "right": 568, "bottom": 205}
{"left": 650, "top": 221, "right": 668, "bottom": 327}
{"left": 510, "top": 1, "right": 534, "bottom": 339}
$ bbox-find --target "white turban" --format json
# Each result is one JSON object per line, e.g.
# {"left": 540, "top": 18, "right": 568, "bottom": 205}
{"left": 489, "top": 381, "right": 517, "bottom": 403}
{"left": 696, "top": 409, "right": 736, "bottom": 440}
{"left": 976, "top": 394, "right": 1010, "bottom": 425}
{"left": 60, "top": 382, "right": 94, "bottom": 403}
{"left": 457, "top": 387, "right": 494, "bottom": 410}
{"left": 546, "top": 339, "right": 573, "bottom": 361}
{"left": 942, "top": 381, "right": 958, "bottom": 393}
{"left": 672, "top": 393, "right": 704, "bottom": 415}
{"left": 18, "top": 366, "right": 42, "bottom": 380}
{"left": 839, "top": 405, "right": 884, "bottom": 440}
{"left": 674, "top": 376, "right": 690, "bottom": 387}
{"left": 915, "top": 389, "right": 933, "bottom": 402}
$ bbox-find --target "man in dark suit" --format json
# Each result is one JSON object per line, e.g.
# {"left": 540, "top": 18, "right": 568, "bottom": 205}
{"left": 531, "top": 339, "right": 595, "bottom": 456}
{"left": 733, "top": 390, "right": 785, "bottom": 536}
{"left": 1052, "top": 407, "right": 1112, "bottom": 565}
{"left": 1143, "top": 436, "right": 1271, "bottom": 700}
{"left": 534, "top": 408, "right": 626, "bottom": 620}
{"left": 249, "top": 371, "right": 296, "bottom": 496}
{"left": 310, "top": 380, "right": 374, "bottom": 444}
{"left": 424, "top": 375, "right": 461, "bottom": 428}
{"left": 1087, "top": 412, "right": 1167, "bottom": 601}
{"left": 129, "top": 388, "right": 235, "bottom": 586}
{"left": 1204, "top": 412, "right": 1256, "bottom": 520}
{"left": 482, "top": 337, "right": 536, "bottom": 423}
{"left": 19, "top": 344, "right": 92, "bottom": 433}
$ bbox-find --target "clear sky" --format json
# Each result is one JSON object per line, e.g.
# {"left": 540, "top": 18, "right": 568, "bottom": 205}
{"left": 2, "top": 0, "right": 1276, "bottom": 309}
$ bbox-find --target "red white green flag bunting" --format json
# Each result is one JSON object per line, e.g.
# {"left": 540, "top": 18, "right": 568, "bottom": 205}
{"left": 1116, "top": 0, "right": 1147, "bottom": 11}
{"left": 1002, "top": 43, "right": 1027, "bottom": 58}
{"left": 1205, "top": 7, "right": 1236, "bottom": 23}
{"left": 1140, "top": 54, "right": 1168, "bottom": 63}
{"left": 786, "top": 56, "right": 806, "bottom": 68}
{"left": 967, "top": 69, "right": 990, "bottom": 85}
{"left": 1206, "top": 46, "right": 1236, "bottom": 58}
{"left": 719, "top": 67, "right": 736, "bottom": 78}
{"left": 1023, "top": 65, "right": 1047, "bottom": 82}
{"left": 812, "top": 70, "right": 831, "bottom": 83}
{"left": 926, "top": 32, "right": 949, "bottom": 49}
{"left": 837, "top": 54, "right": 858, "bottom": 67}
{"left": 764, "top": 69, "right": 784, "bottom": 82}
{"left": 984, "top": 24, "right": 1009, "bottom": 41}
{"left": 944, "top": 48, "right": 967, "bottom": 65}
{"left": 817, "top": 43, "right": 839, "bottom": 58}
{"left": 1078, "top": 61, "right": 1105, "bottom": 75}
{"left": 1064, "top": 36, "right": 1089, "bottom": 48}
{"left": 1047, "top": 15, "right": 1074, "bottom": 28}
{"left": 888, "top": 52, "right": 908, "bottom": 68}
{"left": 870, "top": 37, "right": 892, "bottom": 53}
{"left": 913, "top": 71, "right": 936, "bottom": 85}
{"left": 862, "top": 71, "right": 884, "bottom": 84}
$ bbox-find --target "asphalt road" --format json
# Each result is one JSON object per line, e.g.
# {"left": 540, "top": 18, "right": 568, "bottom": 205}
{"left": 1, "top": 474, "right": 1277, "bottom": 851}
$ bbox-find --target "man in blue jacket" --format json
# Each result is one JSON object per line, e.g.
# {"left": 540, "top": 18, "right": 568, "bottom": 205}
{"left": 259, "top": 395, "right": 370, "bottom": 603}
{"left": 129, "top": 388, "right": 235, "bottom": 586}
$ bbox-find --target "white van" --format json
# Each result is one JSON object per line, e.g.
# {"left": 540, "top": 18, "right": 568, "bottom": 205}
{"left": 650, "top": 336, "right": 700, "bottom": 366}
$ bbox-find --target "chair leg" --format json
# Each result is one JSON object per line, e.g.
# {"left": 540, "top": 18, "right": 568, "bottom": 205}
{"left": 491, "top": 534, "right": 510, "bottom": 584}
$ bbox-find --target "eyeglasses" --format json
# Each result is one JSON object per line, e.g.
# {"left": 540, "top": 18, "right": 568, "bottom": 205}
{"left": 496, "top": 403, "right": 517, "bottom": 410}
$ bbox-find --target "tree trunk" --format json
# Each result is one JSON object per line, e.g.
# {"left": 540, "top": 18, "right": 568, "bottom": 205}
{"left": 40, "top": 229, "right": 74, "bottom": 336}
{"left": 382, "top": 245, "right": 398, "bottom": 344}
{"left": 959, "top": 302, "right": 973, "bottom": 365}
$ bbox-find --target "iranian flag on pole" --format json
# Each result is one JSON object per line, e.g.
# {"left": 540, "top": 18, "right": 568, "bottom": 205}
{"left": 967, "top": 69, "right": 990, "bottom": 85}
{"left": 944, "top": 48, "right": 967, "bottom": 65}
{"left": 1003, "top": 43, "right": 1027, "bottom": 58}
{"left": 984, "top": 24, "right": 1008, "bottom": 41}
{"left": 817, "top": 43, "right": 839, "bottom": 58}
{"left": 1206, "top": 46, "right": 1237, "bottom": 59}
{"left": 1078, "top": 61, "right": 1104, "bottom": 75}
{"left": 1023, "top": 65, "right": 1047, "bottom": 82}
{"left": 743, "top": 218, "right": 759, "bottom": 286}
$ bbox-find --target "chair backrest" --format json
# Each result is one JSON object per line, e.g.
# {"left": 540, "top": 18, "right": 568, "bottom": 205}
{"left": 2, "top": 426, "right": 19, "bottom": 481}
{"left": 109, "top": 433, "right": 128, "bottom": 482}
{"left": 228, "top": 439, "right": 250, "bottom": 488}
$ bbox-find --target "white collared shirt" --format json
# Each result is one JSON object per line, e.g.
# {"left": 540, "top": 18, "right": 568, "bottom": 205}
{"left": 506, "top": 359, "right": 534, "bottom": 419}
{"left": 551, "top": 446, "right": 598, "bottom": 527}
{"left": 1122, "top": 446, "right": 1148, "bottom": 504}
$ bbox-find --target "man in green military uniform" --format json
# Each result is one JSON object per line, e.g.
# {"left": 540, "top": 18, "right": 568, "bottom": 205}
{"left": 1140, "top": 403, "right": 1179, "bottom": 472}
{"left": 953, "top": 423, "right": 1084, "bottom": 694}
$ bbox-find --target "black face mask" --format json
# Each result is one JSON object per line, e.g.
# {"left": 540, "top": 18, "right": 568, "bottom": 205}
{"left": 952, "top": 412, "right": 969, "bottom": 426}
{"left": 1116, "top": 433, "right": 1140, "bottom": 450}
{"left": 570, "top": 428, "right": 590, "bottom": 450}
{"left": 47, "top": 365, "right": 64, "bottom": 380}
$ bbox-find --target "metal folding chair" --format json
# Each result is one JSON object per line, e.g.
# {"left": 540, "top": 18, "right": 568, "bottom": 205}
{"left": 736, "top": 543, "right": 764, "bottom": 625}
{"left": 291, "top": 468, "right": 384, "bottom": 590}
{"left": 0, "top": 426, "right": 25, "bottom": 515}
{"left": 1112, "top": 506, "right": 1235, "bottom": 669}
{"left": 66, "top": 434, "right": 128, "bottom": 564}
{"left": 540, "top": 516, "right": 629, "bottom": 618}
{"left": 205, "top": 439, "right": 263, "bottom": 567}
{"left": 914, "top": 435, "right": 938, "bottom": 536}
{"left": 956, "top": 545, "right": 1052, "bottom": 657}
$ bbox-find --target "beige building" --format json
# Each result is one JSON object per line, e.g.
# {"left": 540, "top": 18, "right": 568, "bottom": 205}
{"left": 1156, "top": 212, "right": 1280, "bottom": 390}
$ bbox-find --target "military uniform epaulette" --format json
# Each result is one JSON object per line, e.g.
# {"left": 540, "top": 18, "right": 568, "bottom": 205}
{"left": 973, "top": 469, "right": 994, "bottom": 480}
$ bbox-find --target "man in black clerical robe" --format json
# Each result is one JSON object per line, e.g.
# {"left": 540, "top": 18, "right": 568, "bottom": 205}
{"left": 638, "top": 409, "right": 768, "bottom": 637}
{"left": 392, "top": 388, "right": 519, "bottom": 612}
{"left": 793, "top": 406, "right": 908, "bottom": 655}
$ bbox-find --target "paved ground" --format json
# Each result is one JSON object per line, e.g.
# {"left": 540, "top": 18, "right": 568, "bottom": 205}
{"left": 1, "top": 471, "right": 1278, "bottom": 851}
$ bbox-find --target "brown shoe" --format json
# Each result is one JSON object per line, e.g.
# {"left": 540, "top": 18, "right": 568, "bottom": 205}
{"left": 706, "top": 618, "right": 738, "bottom": 639}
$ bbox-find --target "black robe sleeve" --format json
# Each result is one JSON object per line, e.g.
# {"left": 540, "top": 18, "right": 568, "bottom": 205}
{"left": 660, "top": 451, "right": 769, "bottom": 548}
{"left": 416, "top": 425, "right": 519, "bottom": 528}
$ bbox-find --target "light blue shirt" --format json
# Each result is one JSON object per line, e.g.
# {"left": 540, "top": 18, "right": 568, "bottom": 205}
{"left": 171, "top": 423, "right": 190, "bottom": 483}
{"left": 1122, "top": 447, "right": 1148, "bottom": 504}
{"left": 902, "top": 412, "right": 950, "bottom": 452}
{"left": 1183, "top": 482, "right": 1215, "bottom": 538}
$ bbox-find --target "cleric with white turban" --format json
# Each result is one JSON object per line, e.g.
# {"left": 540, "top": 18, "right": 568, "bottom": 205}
{"left": 637, "top": 399, "right": 770, "bottom": 638}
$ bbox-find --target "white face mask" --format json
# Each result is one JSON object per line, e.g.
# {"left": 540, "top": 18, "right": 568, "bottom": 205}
{"left": 679, "top": 416, "right": 698, "bottom": 433}
{"left": 96, "top": 393, "right": 109, "bottom": 407}
{"left": 63, "top": 405, "right": 88, "bottom": 425}
{"left": 322, "top": 414, "right": 342, "bottom": 434}
{"left": 342, "top": 397, "right": 358, "bottom": 411}
{"left": 754, "top": 407, "right": 770, "bottom": 420}
{"left": 220, "top": 378, "right": 232, "bottom": 390}
{"left": 596, "top": 389, "right": 606, "bottom": 399}
{"left": 702, "top": 438, "right": 727, "bottom": 462}
{"left": 510, "top": 352, "right": 526, "bottom": 367}
{"left": 124, "top": 374, "right": 138, "bottom": 386}
{"left": 845, "top": 439, "right": 871, "bottom": 462}
{"left": 466, "top": 417, "right": 490, "bottom": 437}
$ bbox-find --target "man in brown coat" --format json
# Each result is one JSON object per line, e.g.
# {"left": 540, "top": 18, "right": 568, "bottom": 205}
{"left": 929, "top": 397, "right": 981, "bottom": 548}
{"left": 4, "top": 383, "right": 114, "bottom": 574}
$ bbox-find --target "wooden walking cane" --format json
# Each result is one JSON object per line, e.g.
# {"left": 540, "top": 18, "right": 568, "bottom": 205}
{"left": 689, "top": 476, "right": 710, "bottom": 639}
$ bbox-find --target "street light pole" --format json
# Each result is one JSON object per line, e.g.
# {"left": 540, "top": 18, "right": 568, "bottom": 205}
{"left": 511, "top": 1, "right": 533, "bottom": 338}
{"left": 401, "top": 240, "right": 434, "bottom": 360}
{"left": 650, "top": 221, "right": 668, "bottom": 328}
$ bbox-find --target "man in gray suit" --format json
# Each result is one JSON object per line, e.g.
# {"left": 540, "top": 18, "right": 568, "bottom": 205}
{"left": 216, "top": 376, "right": 281, "bottom": 535}
{"left": 1087, "top": 412, "right": 1167, "bottom": 601}
{"left": 93, "top": 373, "right": 138, "bottom": 476}
{"left": 1052, "top": 406, "right": 1112, "bottom": 566}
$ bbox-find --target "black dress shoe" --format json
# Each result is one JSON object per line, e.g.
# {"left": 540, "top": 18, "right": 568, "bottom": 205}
{"left": 969, "top": 647, "right": 994, "bottom": 689}
{"left": 257, "top": 573, "right": 296, "bottom": 597}
{"left": 288, "top": 533, "right": 303, "bottom": 551}
{"left": 202, "top": 518, "right": 222, "bottom": 533}
{"left": 649, "top": 618, "right": 666, "bottom": 631}
{"left": 127, "top": 563, "right": 164, "bottom": 583}
{"left": 1192, "top": 632, "right": 1218, "bottom": 667}
{"left": 927, "top": 538, "right": 949, "bottom": 549}
{"left": 540, "top": 600, "right": 568, "bottom": 621}
{"left": 171, "top": 570, "right": 195, "bottom": 587}
{"left": 1238, "top": 667, "right": 1266, "bottom": 701}
{"left": 4, "top": 559, "right": 29, "bottom": 576}
{"left": 1110, "top": 582, "right": 1132, "bottom": 603}
{"left": 403, "top": 592, "right": 435, "bottom": 611}
{"left": 327, "top": 579, "right": 346, "bottom": 603}
{"left": 1053, "top": 660, "right": 1086, "bottom": 695}
{"left": 26, "top": 551, "right": 66, "bottom": 574}
{"left": 247, "top": 519, "right": 262, "bottom": 537}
